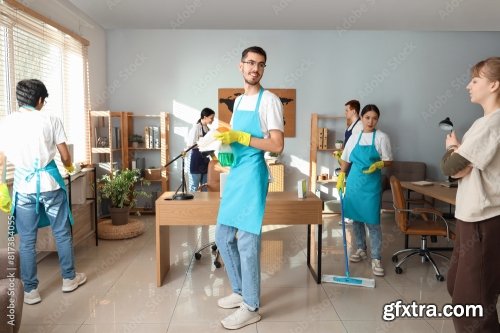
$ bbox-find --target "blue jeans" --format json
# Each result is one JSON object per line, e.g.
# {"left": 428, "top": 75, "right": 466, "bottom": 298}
{"left": 215, "top": 223, "right": 261, "bottom": 310}
{"left": 15, "top": 189, "right": 75, "bottom": 292}
{"left": 352, "top": 221, "right": 382, "bottom": 260}
{"left": 189, "top": 173, "right": 207, "bottom": 192}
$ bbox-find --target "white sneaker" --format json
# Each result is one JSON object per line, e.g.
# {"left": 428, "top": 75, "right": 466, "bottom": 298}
{"left": 349, "top": 249, "right": 367, "bottom": 263}
{"left": 338, "top": 218, "right": 354, "bottom": 225}
{"left": 221, "top": 304, "right": 261, "bottom": 330}
{"left": 24, "top": 288, "right": 41, "bottom": 305}
{"left": 372, "top": 259, "right": 385, "bottom": 276}
{"left": 217, "top": 292, "right": 243, "bottom": 309}
{"left": 62, "top": 272, "right": 87, "bottom": 292}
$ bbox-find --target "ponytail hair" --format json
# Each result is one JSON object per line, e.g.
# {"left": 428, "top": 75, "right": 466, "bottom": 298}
{"left": 197, "top": 107, "right": 215, "bottom": 124}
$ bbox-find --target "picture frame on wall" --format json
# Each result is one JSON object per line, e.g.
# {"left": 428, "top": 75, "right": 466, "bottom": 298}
{"left": 218, "top": 88, "right": 296, "bottom": 137}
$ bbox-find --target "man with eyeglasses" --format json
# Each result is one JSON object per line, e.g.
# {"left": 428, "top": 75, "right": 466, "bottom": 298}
{"left": 214, "top": 46, "right": 284, "bottom": 330}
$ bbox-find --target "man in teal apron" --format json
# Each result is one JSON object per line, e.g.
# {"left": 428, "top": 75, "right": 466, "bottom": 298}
{"left": 0, "top": 79, "right": 86, "bottom": 305}
{"left": 336, "top": 104, "right": 392, "bottom": 277}
{"left": 214, "top": 47, "right": 284, "bottom": 330}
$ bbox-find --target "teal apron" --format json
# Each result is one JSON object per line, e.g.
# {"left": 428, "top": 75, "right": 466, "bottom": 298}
{"left": 343, "top": 131, "right": 382, "bottom": 224}
{"left": 217, "top": 88, "right": 269, "bottom": 235}
{"left": 10, "top": 159, "right": 74, "bottom": 234}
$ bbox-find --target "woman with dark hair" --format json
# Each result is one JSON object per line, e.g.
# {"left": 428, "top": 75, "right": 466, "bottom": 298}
{"left": 441, "top": 57, "right": 500, "bottom": 333}
{"left": 337, "top": 104, "right": 393, "bottom": 276}
{"left": 186, "top": 107, "right": 215, "bottom": 192}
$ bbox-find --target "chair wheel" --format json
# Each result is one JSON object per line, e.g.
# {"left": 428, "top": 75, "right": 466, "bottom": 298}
{"left": 214, "top": 261, "right": 222, "bottom": 268}
{"left": 392, "top": 255, "right": 398, "bottom": 263}
{"left": 195, "top": 253, "right": 201, "bottom": 260}
{"left": 436, "top": 274, "right": 445, "bottom": 282}
{"left": 211, "top": 244, "right": 218, "bottom": 251}
{"left": 395, "top": 266, "right": 403, "bottom": 274}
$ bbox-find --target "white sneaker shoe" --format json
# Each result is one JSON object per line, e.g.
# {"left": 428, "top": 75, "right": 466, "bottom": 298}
{"left": 221, "top": 304, "right": 261, "bottom": 330}
{"left": 338, "top": 218, "right": 354, "bottom": 225}
{"left": 62, "top": 272, "right": 87, "bottom": 292}
{"left": 217, "top": 292, "right": 243, "bottom": 309}
{"left": 24, "top": 288, "right": 41, "bottom": 305}
{"left": 372, "top": 259, "right": 385, "bottom": 276}
{"left": 349, "top": 249, "right": 367, "bottom": 263}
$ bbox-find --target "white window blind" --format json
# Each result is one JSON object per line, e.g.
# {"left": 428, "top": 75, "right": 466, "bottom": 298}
{"left": 0, "top": 2, "right": 89, "bottom": 180}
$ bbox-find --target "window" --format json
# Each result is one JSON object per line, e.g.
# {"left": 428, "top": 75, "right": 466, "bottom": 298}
{"left": 0, "top": 1, "right": 89, "bottom": 180}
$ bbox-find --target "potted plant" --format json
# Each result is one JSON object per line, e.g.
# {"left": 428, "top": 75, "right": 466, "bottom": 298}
{"left": 98, "top": 169, "right": 150, "bottom": 225}
{"left": 129, "top": 134, "right": 144, "bottom": 148}
{"left": 335, "top": 140, "right": 344, "bottom": 149}
{"left": 264, "top": 151, "right": 281, "bottom": 164}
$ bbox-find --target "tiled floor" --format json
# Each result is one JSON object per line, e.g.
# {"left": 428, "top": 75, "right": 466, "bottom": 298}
{"left": 19, "top": 213, "right": 461, "bottom": 333}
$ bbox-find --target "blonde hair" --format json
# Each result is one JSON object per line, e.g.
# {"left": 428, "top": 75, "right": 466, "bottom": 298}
{"left": 471, "top": 57, "right": 500, "bottom": 83}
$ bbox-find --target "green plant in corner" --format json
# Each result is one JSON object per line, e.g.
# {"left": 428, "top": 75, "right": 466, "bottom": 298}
{"left": 98, "top": 169, "right": 150, "bottom": 209}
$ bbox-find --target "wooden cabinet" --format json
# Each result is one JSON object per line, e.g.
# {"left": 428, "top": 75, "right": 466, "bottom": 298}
{"left": 125, "top": 112, "right": 170, "bottom": 213}
{"left": 35, "top": 169, "right": 97, "bottom": 251}
{"left": 309, "top": 113, "right": 344, "bottom": 193}
{"left": 88, "top": 110, "right": 127, "bottom": 173}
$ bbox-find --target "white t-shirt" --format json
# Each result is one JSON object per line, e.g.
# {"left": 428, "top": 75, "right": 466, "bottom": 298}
{"left": 0, "top": 108, "right": 67, "bottom": 193}
{"left": 230, "top": 90, "right": 284, "bottom": 137}
{"left": 455, "top": 108, "right": 500, "bottom": 222}
{"left": 186, "top": 122, "right": 210, "bottom": 147}
{"left": 341, "top": 130, "right": 393, "bottom": 163}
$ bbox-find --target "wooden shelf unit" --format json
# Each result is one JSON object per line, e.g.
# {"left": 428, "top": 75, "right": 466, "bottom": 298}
{"left": 125, "top": 112, "right": 170, "bottom": 213}
{"left": 309, "top": 113, "right": 344, "bottom": 193}
{"left": 88, "top": 110, "right": 128, "bottom": 173}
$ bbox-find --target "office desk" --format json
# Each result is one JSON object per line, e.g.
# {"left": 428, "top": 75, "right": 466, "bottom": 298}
{"left": 155, "top": 191, "right": 323, "bottom": 287}
{"left": 400, "top": 181, "right": 457, "bottom": 205}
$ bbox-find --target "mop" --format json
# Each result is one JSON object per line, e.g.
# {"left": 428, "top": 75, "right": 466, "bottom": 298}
{"left": 322, "top": 189, "right": 375, "bottom": 288}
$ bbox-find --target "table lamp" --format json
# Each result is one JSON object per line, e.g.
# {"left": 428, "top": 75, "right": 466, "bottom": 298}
{"left": 439, "top": 117, "right": 453, "bottom": 132}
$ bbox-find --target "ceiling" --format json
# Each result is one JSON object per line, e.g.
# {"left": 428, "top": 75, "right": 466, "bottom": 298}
{"left": 68, "top": 0, "right": 500, "bottom": 31}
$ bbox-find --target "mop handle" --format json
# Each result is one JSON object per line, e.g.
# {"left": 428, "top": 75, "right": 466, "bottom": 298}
{"left": 339, "top": 189, "right": 350, "bottom": 278}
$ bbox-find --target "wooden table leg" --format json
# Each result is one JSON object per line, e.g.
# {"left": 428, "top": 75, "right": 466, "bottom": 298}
{"left": 156, "top": 224, "right": 170, "bottom": 287}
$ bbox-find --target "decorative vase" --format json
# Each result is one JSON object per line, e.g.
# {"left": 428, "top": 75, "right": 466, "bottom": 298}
{"left": 109, "top": 206, "right": 130, "bottom": 225}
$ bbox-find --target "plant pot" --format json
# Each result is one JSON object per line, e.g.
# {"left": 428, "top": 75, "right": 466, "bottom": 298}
{"left": 132, "top": 142, "right": 139, "bottom": 148}
{"left": 335, "top": 143, "right": 343, "bottom": 149}
{"left": 109, "top": 206, "right": 130, "bottom": 225}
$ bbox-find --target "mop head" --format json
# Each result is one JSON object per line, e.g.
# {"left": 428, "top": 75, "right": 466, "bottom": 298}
{"left": 322, "top": 274, "right": 375, "bottom": 288}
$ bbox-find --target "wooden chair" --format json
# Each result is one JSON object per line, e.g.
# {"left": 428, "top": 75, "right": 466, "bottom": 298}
{"left": 194, "top": 160, "right": 229, "bottom": 268}
{"left": 389, "top": 176, "right": 455, "bottom": 281}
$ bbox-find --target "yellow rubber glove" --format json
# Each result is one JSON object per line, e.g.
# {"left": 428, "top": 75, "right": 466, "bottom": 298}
{"left": 336, "top": 171, "right": 345, "bottom": 193}
{"left": 0, "top": 183, "right": 12, "bottom": 213}
{"left": 332, "top": 150, "right": 342, "bottom": 162}
{"left": 64, "top": 164, "right": 75, "bottom": 174}
{"left": 363, "top": 160, "right": 385, "bottom": 174}
{"left": 214, "top": 130, "right": 251, "bottom": 146}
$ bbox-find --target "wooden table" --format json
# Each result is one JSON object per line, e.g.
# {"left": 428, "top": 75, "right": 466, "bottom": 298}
{"left": 400, "top": 181, "right": 457, "bottom": 205}
{"left": 155, "top": 191, "right": 323, "bottom": 287}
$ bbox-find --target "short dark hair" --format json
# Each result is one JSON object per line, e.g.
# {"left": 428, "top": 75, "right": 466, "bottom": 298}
{"left": 360, "top": 104, "right": 380, "bottom": 117}
{"left": 241, "top": 46, "right": 267, "bottom": 62}
{"left": 16, "top": 79, "right": 48, "bottom": 108}
{"left": 345, "top": 100, "right": 360, "bottom": 115}
{"left": 197, "top": 107, "right": 215, "bottom": 123}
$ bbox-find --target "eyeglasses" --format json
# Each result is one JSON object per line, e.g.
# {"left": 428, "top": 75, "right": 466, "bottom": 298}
{"left": 242, "top": 61, "right": 266, "bottom": 69}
